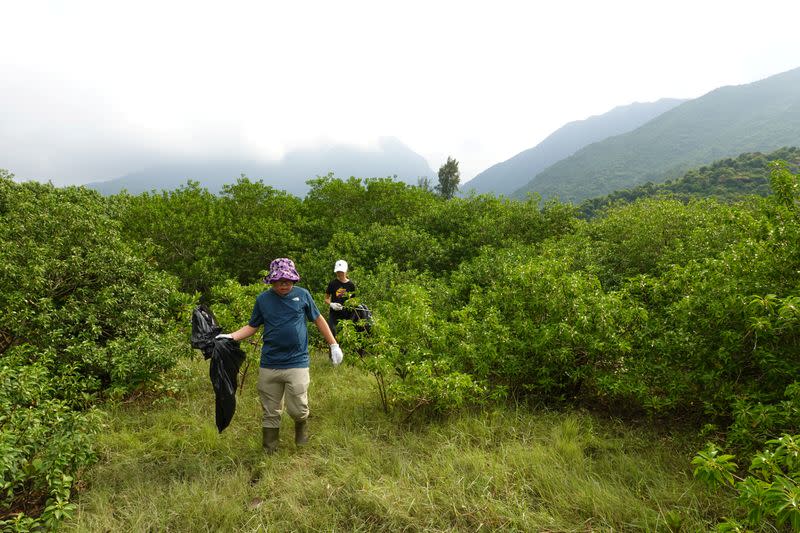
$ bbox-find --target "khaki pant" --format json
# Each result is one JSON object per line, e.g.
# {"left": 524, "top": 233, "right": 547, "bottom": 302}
{"left": 257, "top": 367, "right": 310, "bottom": 428}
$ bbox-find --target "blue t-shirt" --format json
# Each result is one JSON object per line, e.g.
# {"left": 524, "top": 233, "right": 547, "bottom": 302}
{"left": 248, "top": 286, "right": 321, "bottom": 369}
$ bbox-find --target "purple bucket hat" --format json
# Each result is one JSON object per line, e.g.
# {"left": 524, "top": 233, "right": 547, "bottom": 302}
{"left": 264, "top": 257, "right": 301, "bottom": 283}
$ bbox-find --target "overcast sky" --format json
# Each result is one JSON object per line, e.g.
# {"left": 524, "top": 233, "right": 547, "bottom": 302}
{"left": 2, "top": 0, "right": 799, "bottom": 186}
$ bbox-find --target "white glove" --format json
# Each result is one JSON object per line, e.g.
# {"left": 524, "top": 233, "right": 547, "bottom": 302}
{"left": 330, "top": 343, "right": 343, "bottom": 366}
{"left": 215, "top": 333, "right": 233, "bottom": 340}
{"left": 329, "top": 302, "right": 343, "bottom": 311}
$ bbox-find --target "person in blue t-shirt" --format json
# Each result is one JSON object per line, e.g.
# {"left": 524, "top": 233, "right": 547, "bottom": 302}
{"left": 217, "top": 258, "right": 343, "bottom": 454}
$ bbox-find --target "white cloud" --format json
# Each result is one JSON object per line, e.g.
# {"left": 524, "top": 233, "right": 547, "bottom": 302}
{"left": 1, "top": 0, "right": 799, "bottom": 185}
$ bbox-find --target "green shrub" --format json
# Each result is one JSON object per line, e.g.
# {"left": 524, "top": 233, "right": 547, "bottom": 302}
{"left": 693, "top": 434, "right": 800, "bottom": 531}
{"left": 0, "top": 361, "right": 99, "bottom": 529}
{"left": 0, "top": 174, "right": 192, "bottom": 528}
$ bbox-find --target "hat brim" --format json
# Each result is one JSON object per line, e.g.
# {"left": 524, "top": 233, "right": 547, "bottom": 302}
{"left": 263, "top": 272, "right": 301, "bottom": 283}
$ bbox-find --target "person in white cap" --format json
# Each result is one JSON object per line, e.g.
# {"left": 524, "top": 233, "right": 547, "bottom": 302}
{"left": 324, "top": 259, "right": 356, "bottom": 337}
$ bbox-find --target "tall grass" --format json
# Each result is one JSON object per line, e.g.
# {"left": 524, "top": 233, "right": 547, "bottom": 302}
{"left": 67, "top": 351, "right": 727, "bottom": 531}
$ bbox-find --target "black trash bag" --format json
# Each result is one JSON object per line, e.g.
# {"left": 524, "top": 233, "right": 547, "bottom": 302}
{"left": 190, "top": 305, "right": 246, "bottom": 433}
{"left": 191, "top": 304, "right": 222, "bottom": 357}
{"left": 351, "top": 303, "right": 373, "bottom": 334}
{"left": 209, "top": 338, "right": 246, "bottom": 433}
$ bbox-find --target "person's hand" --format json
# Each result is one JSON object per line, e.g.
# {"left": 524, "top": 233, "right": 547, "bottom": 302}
{"left": 329, "top": 302, "right": 343, "bottom": 311}
{"left": 330, "top": 343, "right": 343, "bottom": 366}
{"left": 216, "top": 333, "right": 233, "bottom": 340}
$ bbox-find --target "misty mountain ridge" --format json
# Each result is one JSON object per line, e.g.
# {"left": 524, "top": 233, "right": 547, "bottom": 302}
{"left": 513, "top": 66, "right": 800, "bottom": 202}
{"left": 463, "top": 98, "right": 686, "bottom": 196}
{"left": 87, "top": 137, "right": 434, "bottom": 196}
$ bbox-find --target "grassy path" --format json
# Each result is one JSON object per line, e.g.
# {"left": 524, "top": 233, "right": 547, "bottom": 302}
{"left": 66, "top": 351, "right": 725, "bottom": 531}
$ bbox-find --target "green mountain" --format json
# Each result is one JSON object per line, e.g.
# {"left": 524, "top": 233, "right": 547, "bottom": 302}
{"left": 578, "top": 146, "right": 800, "bottom": 217}
{"left": 514, "top": 67, "right": 800, "bottom": 203}
{"left": 462, "top": 99, "right": 685, "bottom": 196}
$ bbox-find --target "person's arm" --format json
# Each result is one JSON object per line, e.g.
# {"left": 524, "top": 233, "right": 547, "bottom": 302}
{"left": 314, "top": 315, "right": 337, "bottom": 345}
{"left": 315, "top": 315, "right": 343, "bottom": 365}
{"left": 223, "top": 324, "right": 258, "bottom": 342}
{"left": 325, "top": 290, "right": 343, "bottom": 311}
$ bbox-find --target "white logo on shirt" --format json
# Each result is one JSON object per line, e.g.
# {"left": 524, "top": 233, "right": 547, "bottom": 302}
{"left": 292, "top": 297, "right": 300, "bottom": 301}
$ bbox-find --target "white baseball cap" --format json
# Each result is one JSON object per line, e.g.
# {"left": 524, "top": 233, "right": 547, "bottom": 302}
{"left": 334, "top": 259, "right": 348, "bottom": 273}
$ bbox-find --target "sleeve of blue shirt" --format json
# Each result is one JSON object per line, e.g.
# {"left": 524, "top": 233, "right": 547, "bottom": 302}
{"left": 303, "top": 289, "right": 321, "bottom": 322}
{"left": 248, "top": 299, "right": 263, "bottom": 328}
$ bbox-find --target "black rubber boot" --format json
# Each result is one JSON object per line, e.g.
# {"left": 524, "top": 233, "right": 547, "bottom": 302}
{"left": 294, "top": 419, "right": 309, "bottom": 447}
{"left": 262, "top": 427, "right": 279, "bottom": 454}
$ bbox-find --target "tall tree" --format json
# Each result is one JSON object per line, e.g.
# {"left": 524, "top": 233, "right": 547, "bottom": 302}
{"left": 436, "top": 156, "right": 460, "bottom": 199}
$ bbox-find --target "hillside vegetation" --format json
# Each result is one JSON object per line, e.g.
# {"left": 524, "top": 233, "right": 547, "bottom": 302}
{"left": 1, "top": 158, "right": 799, "bottom": 531}
{"left": 579, "top": 146, "right": 800, "bottom": 217}
{"left": 464, "top": 98, "right": 685, "bottom": 196}
{"left": 514, "top": 67, "right": 800, "bottom": 202}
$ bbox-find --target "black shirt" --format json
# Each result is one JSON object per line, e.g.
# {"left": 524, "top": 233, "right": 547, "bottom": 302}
{"left": 326, "top": 278, "right": 356, "bottom": 319}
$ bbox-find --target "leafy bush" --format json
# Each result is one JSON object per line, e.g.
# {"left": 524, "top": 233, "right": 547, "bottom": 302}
{"left": 0, "top": 361, "right": 98, "bottom": 529}
{"left": 447, "top": 244, "right": 643, "bottom": 405}
{"left": 409, "top": 193, "right": 577, "bottom": 271}
{"left": 215, "top": 179, "right": 305, "bottom": 286}
{"left": 301, "top": 175, "right": 436, "bottom": 250}
{"left": 300, "top": 224, "right": 446, "bottom": 290}
{"left": 335, "top": 263, "right": 490, "bottom": 418}
{"left": 693, "top": 435, "right": 800, "bottom": 531}
{"left": 727, "top": 383, "right": 800, "bottom": 452}
{"left": 109, "top": 181, "right": 225, "bottom": 294}
{"left": 0, "top": 174, "right": 192, "bottom": 528}
{"left": 577, "top": 197, "right": 764, "bottom": 289}
{"left": 1, "top": 178, "right": 191, "bottom": 395}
